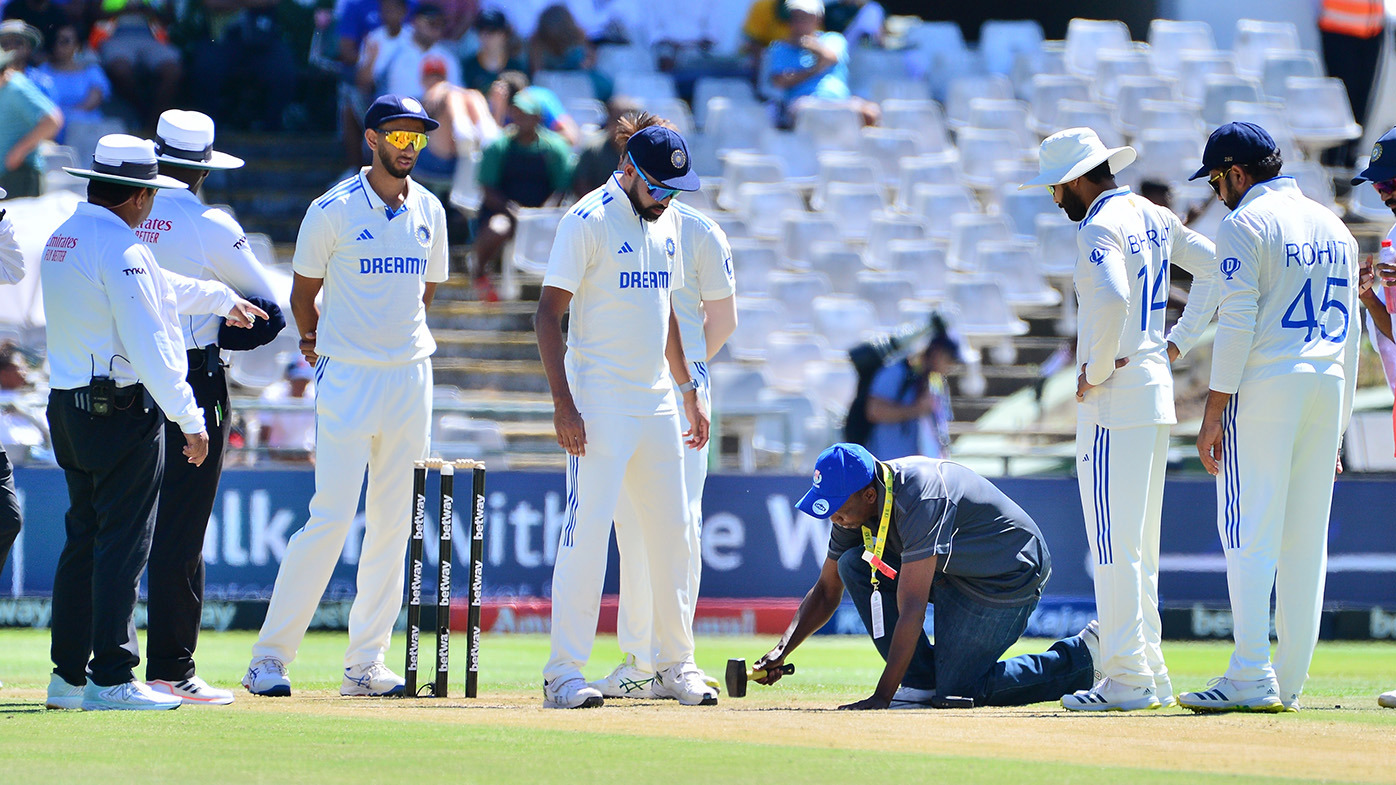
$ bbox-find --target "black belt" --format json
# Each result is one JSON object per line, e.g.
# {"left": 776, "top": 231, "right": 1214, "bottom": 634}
{"left": 66, "top": 383, "right": 147, "bottom": 414}
{"left": 188, "top": 345, "right": 223, "bottom": 376}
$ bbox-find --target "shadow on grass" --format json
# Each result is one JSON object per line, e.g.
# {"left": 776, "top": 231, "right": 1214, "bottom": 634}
{"left": 0, "top": 702, "right": 46, "bottom": 714}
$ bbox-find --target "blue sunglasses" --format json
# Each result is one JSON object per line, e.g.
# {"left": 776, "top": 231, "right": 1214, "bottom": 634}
{"left": 628, "top": 152, "right": 679, "bottom": 202}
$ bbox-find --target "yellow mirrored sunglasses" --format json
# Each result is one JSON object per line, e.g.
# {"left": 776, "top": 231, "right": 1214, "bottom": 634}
{"left": 379, "top": 130, "right": 429, "bottom": 151}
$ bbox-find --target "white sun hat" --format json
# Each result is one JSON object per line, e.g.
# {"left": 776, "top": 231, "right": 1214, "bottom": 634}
{"left": 1019, "top": 127, "right": 1136, "bottom": 190}
{"left": 154, "top": 110, "right": 245, "bottom": 170}
{"left": 64, "top": 134, "right": 189, "bottom": 189}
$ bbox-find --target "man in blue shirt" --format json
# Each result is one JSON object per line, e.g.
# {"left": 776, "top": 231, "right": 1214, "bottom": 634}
{"left": 865, "top": 329, "right": 957, "bottom": 460}
{"left": 0, "top": 42, "right": 61, "bottom": 198}
{"left": 759, "top": 0, "right": 876, "bottom": 127}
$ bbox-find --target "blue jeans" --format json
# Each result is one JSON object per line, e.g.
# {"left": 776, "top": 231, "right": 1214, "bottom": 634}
{"left": 836, "top": 547, "right": 1094, "bottom": 706}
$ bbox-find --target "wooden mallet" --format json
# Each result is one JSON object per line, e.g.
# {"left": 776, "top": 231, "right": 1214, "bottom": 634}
{"left": 725, "top": 658, "right": 795, "bottom": 697}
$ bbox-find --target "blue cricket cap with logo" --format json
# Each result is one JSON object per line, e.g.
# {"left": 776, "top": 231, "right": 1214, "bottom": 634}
{"left": 624, "top": 125, "right": 701, "bottom": 192}
{"left": 1188, "top": 122, "right": 1277, "bottom": 181}
{"left": 364, "top": 94, "right": 439, "bottom": 132}
{"left": 1352, "top": 126, "right": 1396, "bottom": 185}
{"left": 796, "top": 443, "right": 877, "bottom": 519}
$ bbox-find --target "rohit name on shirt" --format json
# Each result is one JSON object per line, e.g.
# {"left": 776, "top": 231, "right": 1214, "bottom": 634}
{"left": 618, "top": 269, "right": 671, "bottom": 289}
{"left": 1284, "top": 240, "right": 1351, "bottom": 268}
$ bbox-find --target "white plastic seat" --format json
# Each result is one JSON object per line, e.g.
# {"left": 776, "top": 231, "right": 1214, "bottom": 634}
{"left": 1261, "top": 50, "right": 1323, "bottom": 101}
{"left": 1064, "top": 18, "right": 1132, "bottom": 76}
{"left": 794, "top": 101, "right": 864, "bottom": 153}
{"left": 945, "top": 74, "right": 1015, "bottom": 128}
{"left": 1053, "top": 100, "right": 1126, "bottom": 148}
{"left": 1286, "top": 159, "right": 1339, "bottom": 213}
{"left": 856, "top": 270, "right": 924, "bottom": 328}
{"left": 728, "top": 238, "right": 781, "bottom": 295}
{"left": 1014, "top": 40, "right": 1068, "bottom": 99}
{"left": 709, "top": 362, "right": 770, "bottom": 405}
{"left": 612, "top": 72, "right": 677, "bottom": 103}
{"left": 809, "top": 242, "right": 872, "bottom": 293}
{"left": 811, "top": 151, "right": 880, "bottom": 211}
{"left": 637, "top": 97, "right": 696, "bottom": 136}
{"left": 752, "top": 388, "right": 822, "bottom": 460}
{"left": 811, "top": 295, "right": 879, "bottom": 351}
{"left": 705, "top": 97, "right": 770, "bottom": 155}
{"left": 736, "top": 183, "right": 806, "bottom": 238}
{"left": 1177, "top": 51, "right": 1237, "bottom": 104}
{"left": 1114, "top": 76, "right": 1177, "bottom": 138}
{"left": 956, "top": 127, "right": 1029, "bottom": 189}
{"left": 803, "top": 359, "right": 859, "bottom": 417}
{"left": 904, "top": 21, "right": 972, "bottom": 99}
{"left": 880, "top": 99, "right": 952, "bottom": 154}
{"left": 967, "top": 98, "right": 1034, "bottom": 149}
{"left": 980, "top": 19, "right": 1045, "bottom": 75}
{"left": 866, "top": 78, "right": 932, "bottom": 104}
{"left": 849, "top": 47, "right": 915, "bottom": 99}
{"left": 509, "top": 208, "right": 566, "bottom": 275}
{"left": 562, "top": 97, "right": 606, "bottom": 129}
{"left": 908, "top": 184, "right": 978, "bottom": 237}
{"left": 1233, "top": 19, "right": 1301, "bottom": 77}
{"left": 595, "top": 44, "right": 655, "bottom": 74}
{"left": 947, "top": 213, "right": 1013, "bottom": 272}
{"left": 714, "top": 212, "right": 750, "bottom": 240}
{"left": 717, "top": 153, "right": 786, "bottom": 211}
{"left": 1222, "top": 101, "right": 1302, "bottom": 162}
{"left": 861, "top": 128, "right": 922, "bottom": 186}
{"left": 1138, "top": 99, "right": 1203, "bottom": 137}
{"left": 1035, "top": 213, "right": 1078, "bottom": 277}
{"left": 1200, "top": 76, "right": 1264, "bottom": 126}
{"left": 895, "top": 155, "right": 964, "bottom": 210}
{"left": 819, "top": 182, "right": 889, "bottom": 240}
{"left": 533, "top": 71, "right": 596, "bottom": 102}
{"left": 1094, "top": 49, "right": 1152, "bottom": 102}
{"left": 1132, "top": 129, "right": 1205, "bottom": 184}
{"left": 760, "top": 128, "right": 820, "bottom": 180}
{"left": 693, "top": 78, "right": 757, "bottom": 129}
{"left": 978, "top": 240, "right": 1062, "bottom": 307}
{"left": 764, "top": 331, "right": 831, "bottom": 386}
{"left": 727, "top": 297, "right": 788, "bottom": 360}
{"left": 1147, "top": 19, "right": 1216, "bottom": 77}
{"left": 767, "top": 271, "right": 833, "bottom": 325}
{"left": 998, "top": 186, "right": 1058, "bottom": 238}
{"left": 1284, "top": 77, "right": 1362, "bottom": 152}
{"left": 948, "top": 278, "right": 1029, "bottom": 340}
{"left": 864, "top": 212, "right": 928, "bottom": 269}
{"left": 1028, "top": 74, "right": 1092, "bottom": 134}
{"left": 885, "top": 240, "right": 952, "bottom": 300}
{"left": 781, "top": 211, "right": 841, "bottom": 267}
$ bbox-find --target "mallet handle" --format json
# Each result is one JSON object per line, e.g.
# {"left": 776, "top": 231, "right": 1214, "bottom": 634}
{"left": 749, "top": 663, "right": 796, "bottom": 680}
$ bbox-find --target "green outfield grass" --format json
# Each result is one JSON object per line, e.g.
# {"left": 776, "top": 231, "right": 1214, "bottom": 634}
{"left": 1, "top": 630, "right": 1393, "bottom": 784}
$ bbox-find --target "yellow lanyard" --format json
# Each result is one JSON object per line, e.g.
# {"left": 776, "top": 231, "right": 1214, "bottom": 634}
{"left": 860, "top": 464, "right": 895, "bottom": 590}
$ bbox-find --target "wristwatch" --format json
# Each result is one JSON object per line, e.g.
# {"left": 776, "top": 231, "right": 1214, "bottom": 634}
{"left": 677, "top": 379, "right": 700, "bottom": 394}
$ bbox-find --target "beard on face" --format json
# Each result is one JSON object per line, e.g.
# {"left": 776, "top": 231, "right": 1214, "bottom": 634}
{"left": 626, "top": 178, "right": 666, "bottom": 222}
{"left": 1058, "top": 183, "right": 1089, "bottom": 222}
{"left": 377, "top": 138, "right": 416, "bottom": 179}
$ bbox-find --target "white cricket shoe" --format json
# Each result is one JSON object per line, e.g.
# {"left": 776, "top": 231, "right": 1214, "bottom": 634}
{"left": 1178, "top": 676, "right": 1284, "bottom": 713}
{"left": 45, "top": 672, "right": 84, "bottom": 710}
{"left": 1062, "top": 677, "right": 1160, "bottom": 711}
{"left": 82, "top": 679, "right": 182, "bottom": 711}
{"left": 1378, "top": 690, "right": 1396, "bottom": 709}
{"left": 889, "top": 685, "right": 936, "bottom": 709}
{"left": 242, "top": 656, "right": 291, "bottom": 697}
{"left": 1282, "top": 693, "right": 1302, "bottom": 712}
{"left": 148, "top": 676, "right": 235, "bottom": 706}
{"left": 653, "top": 663, "right": 718, "bottom": 706}
{"left": 543, "top": 674, "right": 604, "bottom": 709}
{"left": 588, "top": 655, "right": 655, "bottom": 698}
{"left": 1155, "top": 672, "right": 1176, "bottom": 708}
{"left": 341, "top": 661, "right": 405, "bottom": 697}
{"left": 1078, "top": 620, "right": 1102, "bottom": 683}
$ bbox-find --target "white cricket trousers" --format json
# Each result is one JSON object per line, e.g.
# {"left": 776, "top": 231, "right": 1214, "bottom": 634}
{"left": 252, "top": 357, "right": 432, "bottom": 669}
{"left": 1217, "top": 373, "right": 1342, "bottom": 700}
{"left": 1076, "top": 420, "right": 1170, "bottom": 690}
{"left": 614, "top": 363, "right": 709, "bottom": 671}
{"left": 544, "top": 410, "right": 694, "bottom": 682}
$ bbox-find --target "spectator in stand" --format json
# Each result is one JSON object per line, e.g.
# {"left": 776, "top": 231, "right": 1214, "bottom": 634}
{"left": 417, "top": 53, "right": 496, "bottom": 187}
{"left": 823, "top": 0, "right": 882, "bottom": 47}
{"left": 563, "top": 0, "right": 640, "bottom": 44}
{"left": 90, "top": 0, "right": 180, "bottom": 129}
{"left": 486, "top": 69, "right": 578, "bottom": 145}
{"left": 258, "top": 358, "right": 316, "bottom": 463}
{"left": 189, "top": 0, "right": 298, "bottom": 131}
{"left": 761, "top": 0, "right": 876, "bottom": 127}
{"left": 460, "top": 8, "right": 524, "bottom": 93}
{"left": 372, "top": 3, "right": 459, "bottom": 99}
{"left": 334, "top": 0, "right": 384, "bottom": 168}
{"left": 0, "top": 44, "right": 61, "bottom": 198}
{"left": 471, "top": 87, "right": 573, "bottom": 300}
{"left": 2, "top": 0, "right": 67, "bottom": 55}
{"left": 570, "top": 94, "right": 636, "bottom": 197}
{"left": 527, "top": 4, "right": 609, "bottom": 101}
{"left": 741, "top": 0, "right": 788, "bottom": 61}
{"left": 35, "top": 24, "right": 108, "bottom": 141}
{"left": 0, "top": 19, "right": 49, "bottom": 92}
{"left": 489, "top": 0, "right": 544, "bottom": 39}
{"left": 864, "top": 320, "right": 958, "bottom": 461}
{"left": 353, "top": 0, "right": 409, "bottom": 96}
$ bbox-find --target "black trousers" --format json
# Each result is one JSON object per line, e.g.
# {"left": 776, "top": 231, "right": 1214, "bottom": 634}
{"left": 1322, "top": 30, "right": 1384, "bottom": 166}
{"left": 146, "top": 351, "right": 230, "bottom": 681}
{"left": 0, "top": 444, "right": 21, "bottom": 571}
{"left": 47, "top": 386, "right": 164, "bottom": 687}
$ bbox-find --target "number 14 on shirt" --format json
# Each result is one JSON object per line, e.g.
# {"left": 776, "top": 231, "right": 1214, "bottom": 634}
{"left": 1137, "top": 259, "right": 1169, "bottom": 331}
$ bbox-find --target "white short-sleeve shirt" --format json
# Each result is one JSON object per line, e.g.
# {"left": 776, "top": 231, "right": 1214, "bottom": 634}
{"left": 670, "top": 200, "right": 735, "bottom": 362}
{"left": 543, "top": 175, "right": 685, "bottom": 416}
{"left": 291, "top": 168, "right": 449, "bottom": 366}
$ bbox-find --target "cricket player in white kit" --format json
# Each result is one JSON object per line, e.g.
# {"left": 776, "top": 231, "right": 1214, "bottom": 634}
{"left": 589, "top": 114, "right": 738, "bottom": 698}
{"left": 1022, "top": 128, "right": 1221, "bottom": 711}
{"left": 536, "top": 125, "right": 713, "bottom": 709}
{"left": 1179, "top": 123, "right": 1361, "bottom": 713}
{"left": 243, "top": 95, "right": 449, "bottom": 698}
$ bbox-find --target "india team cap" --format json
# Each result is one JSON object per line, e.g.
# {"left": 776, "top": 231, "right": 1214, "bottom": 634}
{"left": 1352, "top": 126, "right": 1396, "bottom": 185}
{"left": 64, "top": 134, "right": 189, "bottom": 189}
{"left": 1020, "top": 127, "right": 1135, "bottom": 190}
{"left": 1188, "top": 122, "right": 1277, "bottom": 180}
{"left": 796, "top": 443, "right": 877, "bottom": 519}
{"left": 155, "top": 109, "right": 245, "bottom": 170}
{"left": 625, "top": 125, "right": 701, "bottom": 192}
{"left": 364, "top": 94, "right": 440, "bottom": 132}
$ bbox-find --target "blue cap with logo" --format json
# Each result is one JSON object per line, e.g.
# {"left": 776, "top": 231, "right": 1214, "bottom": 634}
{"left": 1353, "top": 126, "right": 1396, "bottom": 185}
{"left": 796, "top": 443, "right": 877, "bottom": 519}
{"left": 364, "top": 93, "right": 439, "bottom": 132}
{"left": 1188, "top": 122, "right": 1278, "bottom": 181}
{"left": 624, "top": 125, "right": 701, "bottom": 192}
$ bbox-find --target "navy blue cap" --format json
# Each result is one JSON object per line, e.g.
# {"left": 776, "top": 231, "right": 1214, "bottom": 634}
{"left": 624, "top": 125, "right": 701, "bottom": 192}
{"left": 796, "top": 443, "right": 877, "bottom": 519}
{"left": 1353, "top": 126, "right": 1396, "bottom": 185}
{"left": 1188, "top": 122, "right": 1278, "bottom": 180}
{"left": 364, "top": 94, "right": 439, "bottom": 133}
{"left": 218, "top": 295, "right": 285, "bottom": 351}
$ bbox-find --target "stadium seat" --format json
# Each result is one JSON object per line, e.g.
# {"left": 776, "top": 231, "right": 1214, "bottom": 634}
{"left": 979, "top": 19, "right": 1045, "bottom": 76}
{"left": 903, "top": 21, "right": 972, "bottom": 99}
{"left": 717, "top": 152, "right": 786, "bottom": 211}
{"left": 596, "top": 44, "right": 655, "bottom": 74}
{"left": 764, "top": 331, "right": 832, "bottom": 388}
{"left": 1147, "top": 19, "right": 1216, "bottom": 77}
{"left": 760, "top": 128, "right": 820, "bottom": 180}
{"left": 861, "top": 128, "right": 922, "bottom": 186}
{"left": 534, "top": 71, "right": 597, "bottom": 102}
{"left": 1177, "top": 51, "right": 1238, "bottom": 105}
{"left": 709, "top": 361, "right": 770, "bottom": 407}
{"left": 1261, "top": 50, "right": 1324, "bottom": 101}
{"left": 245, "top": 233, "right": 278, "bottom": 267}
{"left": 1035, "top": 213, "right": 1078, "bottom": 277}
{"left": 979, "top": 241, "right": 1062, "bottom": 307}
{"left": 948, "top": 278, "right": 1029, "bottom": 341}
{"left": 803, "top": 359, "right": 859, "bottom": 418}
{"left": 945, "top": 74, "right": 1015, "bottom": 128}
{"left": 563, "top": 97, "right": 606, "bottom": 128}
{"left": 703, "top": 96, "right": 770, "bottom": 156}
{"left": 752, "top": 388, "right": 824, "bottom": 465}
{"left": 880, "top": 99, "right": 952, "bottom": 155}
{"left": 637, "top": 97, "right": 695, "bottom": 136}
{"left": 967, "top": 98, "right": 1034, "bottom": 149}
{"left": 767, "top": 271, "right": 833, "bottom": 325}
{"left": 819, "top": 182, "right": 889, "bottom": 240}
{"left": 736, "top": 183, "right": 806, "bottom": 238}
{"left": 728, "top": 238, "right": 781, "bottom": 295}
{"left": 1222, "top": 100, "right": 1302, "bottom": 161}
{"left": 1064, "top": 18, "right": 1132, "bottom": 76}
{"left": 1053, "top": 100, "right": 1126, "bottom": 148}
{"left": 727, "top": 297, "right": 787, "bottom": 360}
{"left": 1131, "top": 129, "right": 1206, "bottom": 184}
{"left": 907, "top": 184, "right": 978, "bottom": 238}
{"left": 508, "top": 208, "right": 566, "bottom": 276}
{"left": 1286, "top": 159, "right": 1339, "bottom": 213}
{"left": 676, "top": 185, "right": 717, "bottom": 213}
{"left": 612, "top": 72, "right": 677, "bottom": 103}
{"left": 955, "top": 127, "right": 1030, "bottom": 190}
{"left": 809, "top": 241, "right": 870, "bottom": 293}
{"left": 1284, "top": 77, "right": 1362, "bottom": 153}
{"left": 781, "top": 211, "right": 842, "bottom": 267}
{"left": 1233, "top": 19, "right": 1302, "bottom": 77}
{"left": 1200, "top": 76, "right": 1264, "bottom": 126}
{"left": 794, "top": 101, "right": 864, "bottom": 153}
{"left": 998, "top": 186, "right": 1058, "bottom": 239}
{"left": 948, "top": 213, "right": 1013, "bottom": 272}
{"left": 1094, "top": 49, "right": 1153, "bottom": 102}
{"left": 895, "top": 155, "right": 964, "bottom": 211}
{"left": 849, "top": 47, "right": 915, "bottom": 99}
{"left": 714, "top": 212, "right": 751, "bottom": 240}
{"left": 1138, "top": 99, "right": 1203, "bottom": 137}
{"left": 866, "top": 78, "right": 932, "bottom": 104}
{"left": 864, "top": 212, "right": 928, "bottom": 268}
{"left": 433, "top": 415, "right": 506, "bottom": 459}
{"left": 1114, "top": 77, "right": 1179, "bottom": 138}
{"left": 61, "top": 117, "right": 124, "bottom": 166}
{"left": 693, "top": 78, "right": 757, "bottom": 130}
{"left": 856, "top": 270, "right": 924, "bottom": 328}
{"left": 1013, "top": 40, "right": 1068, "bottom": 100}
{"left": 885, "top": 240, "right": 953, "bottom": 300}
{"left": 1028, "top": 74, "right": 1092, "bottom": 134}
{"left": 811, "top": 294, "right": 879, "bottom": 351}
{"left": 811, "top": 152, "right": 880, "bottom": 211}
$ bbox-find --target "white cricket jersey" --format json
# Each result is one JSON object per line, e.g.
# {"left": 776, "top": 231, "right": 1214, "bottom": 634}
{"left": 146, "top": 187, "right": 277, "bottom": 350}
{"left": 1364, "top": 223, "right": 1396, "bottom": 393}
{"left": 41, "top": 202, "right": 236, "bottom": 433}
{"left": 543, "top": 174, "right": 685, "bottom": 416}
{"left": 0, "top": 212, "right": 22, "bottom": 284}
{"left": 670, "top": 200, "right": 736, "bottom": 362}
{"left": 291, "top": 168, "right": 449, "bottom": 366}
{"left": 1210, "top": 177, "right": 1361, "bottom": 414}
{"left": 1075, "top": 186, "right": 1220, "bottom": 428}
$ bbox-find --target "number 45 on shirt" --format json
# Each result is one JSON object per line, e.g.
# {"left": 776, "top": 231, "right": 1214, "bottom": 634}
{"left": 1281, "top": 276, "right": 1349, "bottom": 343}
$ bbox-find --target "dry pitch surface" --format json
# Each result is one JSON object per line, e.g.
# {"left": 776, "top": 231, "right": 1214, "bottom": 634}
{"left": 1, "top": 631, "right": 1393, "bottom": 784}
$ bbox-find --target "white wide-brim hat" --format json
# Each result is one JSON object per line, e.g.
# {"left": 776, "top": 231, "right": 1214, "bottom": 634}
{"left": 154, "top": 109, "right": 244, "bottom": 170}
{"left": 1019, "top": 127, "right": 1136, "bottom": 190}
{"left": 64, "top": 134, "right": 189, "bottom": 189}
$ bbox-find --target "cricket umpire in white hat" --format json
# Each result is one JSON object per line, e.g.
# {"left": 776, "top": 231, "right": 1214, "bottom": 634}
{"left": 41, "top": 134, "right": 265, "bottom": 711}
{"left": 142, "top": 110, "right": 284, "bottom": 706}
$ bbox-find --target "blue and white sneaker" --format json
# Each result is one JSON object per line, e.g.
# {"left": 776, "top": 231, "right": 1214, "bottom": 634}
{"left": 1178, "top": 676, "right": 1283, "bottom": 713}
{"left": 243, "top": 656, "right": 291, "bottom": 697}
{"left": 82, "top": 679, "right": 182, "bottom": 711}
{"left": 543, "top": 674, "right": 604, "bottom": 709}
{"left": 1062, "top": 677, "right": 1161, "bottom": 712}
{"left": 148, "top": 676, "right": 235, "bottom": 706}
{"left": 45, "top": 672, "right": 84, "bottom": 710}
{"left": 589, "top": 655, "right": 655, "bottom": 698}
{"left": 341, "top": 661, "right": 405, "bottom": 697}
